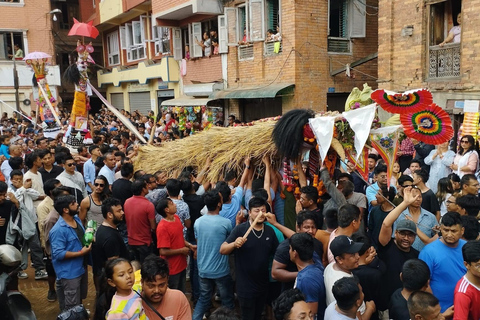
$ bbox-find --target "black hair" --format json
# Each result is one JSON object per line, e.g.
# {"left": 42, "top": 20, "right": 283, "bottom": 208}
{"left": 105, "top": 258, "right": 131, "bottom": 281}
{"left": 55, "top": 152, "right": 67, "bottom": 165}
{"left": 374, "top": 164, "right": 387, "bottom": 175}
{"left": 216, "top": 181, "right": 231, "bottom": 204}
{"left": 380, "top": 186, "right": 396, "bottom": 202}
{"left": 409, "top": 159, "right": 421, "bottom": 167}
{"left": 141, "top": 255, "right": 169, "bottom": 282}
{"left": 296, "top": 210, "right": 318, "bottom": 229}
{"left": 351, "top": 232, "right": 371, "bottom": 256}
{"left": 143, "top": 174, "right": 154, "bottom": 183}
{"left": 448, "top": 172, "right": 461, "bottom": 183}
{"left": 133, "top": 170, "right": 145, "bottom": 180}
{"left": 368, "top": 154, "right": 378, "bottom": 161}
{"left": 337, "top": 173, "right": 354, "bottom": 183}
{"left": 101, "top": 197, "right": 122, "bottom": 219}
{"left": 337, "top": 204, "right": 361, "bottom": 228}
{"left": 120, "top": 163, "right": 134, "bottom": 178}
{"left": 95, "top": 175, "right": 111, "bottom": 200}
{"left": 53, "top": 195, "right": 77, "bottom": 215}
{"left": 114, "top": 151, "right": 125, "bottom": 159}
{"left": 413, "top": 169, "right": 429, "bottom": 183}
{"left": 455, "top": 195, "right": 480, "bottom": 216}
{"left": 289, "top": 232, "right": 314, "bottom": 261}
{"left": 401, "top": 259, "right": 430, "bottom": 291}
{"left": 35, "top": 137, "right": 47, "bottom": 146}
{"left": 441, "top": 211, "right": 463, "bottom": 227}
{"left": 462, "top": 240, "right": 480, "bottom": 264}
{"left": 252, "top": 189, "right": 269, "bottom": 201}
{"left": 8, "top": 156, "right": 23, "bottom": 170}
{"left": 339, "top": 180, "right": 354, "bottom": 197}
{"left": 25, "top": 151, "right": 40, "bottom": 169}
{"left": 407, "top": 291, "right": 439, "bottom": 319}
{"left": 460, "top": 174, "right": 477, "bottom": 189}
{"left": 89, "top": 144, "right": 100, "bottom": 153}
{"left": 166, "top": 179, "right": 182, "bottom": 197}
{"left": 300, "top": 185, "right": 318, "bottom": 203}
{"left": 180, "top": 178, "right": 194, "bottom": 193}
{"left": 458, "top": 135, "right": 476, "bottom": 154}
{"left": 398, "top": 175, "right": 414, "bottom": 186}
{"left": 63, "top": 62, "right": 81, "bottom": 85}
{"left": 9, "top": 169, "right": 23, "bottom": 179}
{"left": 461, "top": 215, "right": 479, "bottom": 241}
{"left": 203, "top": 190, "right": 221, "bottom": 211}
{"left": 209, "top": 307, "right": 241, "bottom": 320}
{"left": 131, "top": 179, "right": 147, "bottom": 196}
{"left": 51, "top": 186, "right": 71, "bottom": 200}
{"left": 324, "top": 208, "right": 339, "bottom": 229}
{"left": 44, "top": 179, "right": 60, "bottom": 197}
{"left": 272, "top": 288, "right": 306, "bottom": 320}
{"left": 248, "top": 196, "right": 267, "bottom": 210}
{"left": 332, "top": 276, "right": 360, "bottom": 311}
{"left": 0, "top": 181, "right": 7, "bottom": 193}
{"left": 37, "top": 149, "right": 51, "bottom": 159}
{"left": 224, "top": 170, "right": 237, "bottom": 182}
{"left": 155, "top": 198, "right": 173, "bottom": 218}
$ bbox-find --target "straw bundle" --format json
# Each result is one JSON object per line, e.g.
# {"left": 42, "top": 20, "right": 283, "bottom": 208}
{"left": 135, "top": 121, "right": 279, "bottom": 181}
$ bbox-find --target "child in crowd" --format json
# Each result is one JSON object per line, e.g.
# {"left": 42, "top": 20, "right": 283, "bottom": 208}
{"left": 105, "top": 258, "right": 148, "bottom": 320}
{"left": 0, "top": 135, "right": 11, "bottom": 159}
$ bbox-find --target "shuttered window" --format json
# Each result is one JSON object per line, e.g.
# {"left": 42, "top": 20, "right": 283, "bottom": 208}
{"left": 129, "top": 92, "right": 151, "bottom": 116}
{"left": 110, "top": 93, "right": 124, "bottom": 110}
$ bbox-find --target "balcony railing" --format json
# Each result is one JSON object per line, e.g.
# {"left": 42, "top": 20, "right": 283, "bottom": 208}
{"left": 264, "top": 41, "right": 282, "bottom": 56}
{"left": 428, "top": 43, "right": 460, "bottom": 79}
{"left": 238, "top": 44, "right": 254, "bottom": 61}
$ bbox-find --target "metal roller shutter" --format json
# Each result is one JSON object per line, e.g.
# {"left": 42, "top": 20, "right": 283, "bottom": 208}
{"left": 129, "top": 92, "right": 151, "bottom": 116}
{"left": 110, "top": 93, "right": 125, "bottom": 110}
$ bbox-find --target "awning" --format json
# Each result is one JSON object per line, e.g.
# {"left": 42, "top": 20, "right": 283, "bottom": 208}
{"left": 209, "top": 83, "right": 295, "bottom": 99}
{"left": 161, "top": 96, "right": 215, "bottom": 106}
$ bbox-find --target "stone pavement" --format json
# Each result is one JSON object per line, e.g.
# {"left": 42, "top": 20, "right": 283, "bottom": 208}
{"left": 18, "top": 264, "right": 96, "bottom": 320}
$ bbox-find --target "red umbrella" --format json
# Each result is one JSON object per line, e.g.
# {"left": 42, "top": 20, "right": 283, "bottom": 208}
{"left": 68, "top": 18, "right": 99, "bottom": 39}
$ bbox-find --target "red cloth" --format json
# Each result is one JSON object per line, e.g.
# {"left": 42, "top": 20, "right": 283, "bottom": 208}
{"left": 124, "top": 195, "right": 155, "bottom": 246}
{"left": 156, "top": 214, "right": 187, "bottom": 275}
{"left": 454, "top": 276, "right": 480, "bottom": 320}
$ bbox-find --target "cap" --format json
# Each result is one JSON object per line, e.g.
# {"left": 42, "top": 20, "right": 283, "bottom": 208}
{"left": 396, "top": 220, "right": 417, "bottom": 235}
{"left": 330, "top": 235, "right": 364, "bottom": 258}
{"left": 26, "top": 128, "right": 34, "bottom": 134}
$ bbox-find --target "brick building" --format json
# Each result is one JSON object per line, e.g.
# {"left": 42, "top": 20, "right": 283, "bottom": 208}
{"left": 378, "top": 0, "right": 479, "bottom": 126}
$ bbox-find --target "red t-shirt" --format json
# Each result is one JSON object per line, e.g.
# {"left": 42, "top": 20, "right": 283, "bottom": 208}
{"left": 454, "top": 275, "right": 480, "bottom": 320}
{"left": 156, "top": 214, "right": 187, "bottom": 275}
{"left": 124, "top": 195, "right": 155, "bottom": 246}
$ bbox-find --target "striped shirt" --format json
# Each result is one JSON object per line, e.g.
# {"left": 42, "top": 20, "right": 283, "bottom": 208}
{"left": 454, "top": 276, "right": 480, "bottom": 320}
{"left": 106, "top": 291, "right": 147, "bottom": 320}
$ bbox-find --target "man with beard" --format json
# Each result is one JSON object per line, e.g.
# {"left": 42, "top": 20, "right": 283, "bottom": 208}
{"left": 92, "top": 197, "right": 128, "bottom": 291}
{"left": 377, "top": 186, "right": 420, "bottom": 312}
{"left": 220, "top": 197, "right": 279, "bottom": 320}
{"left": 141, "top": 255, "right": 191, "bottom": 319}
{"left": 49, "top": 195, "right": 92, "bottom": 311}
{"left": 419, "top": 211, "right": 466, "bottom": 313}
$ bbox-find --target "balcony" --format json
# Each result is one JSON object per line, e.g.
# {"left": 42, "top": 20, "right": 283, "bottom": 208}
{"left": 99, "top": 0, "right": 123, "bottom": 24}
{"left": 428, "top": 43, "right": 460, "bottom": 80}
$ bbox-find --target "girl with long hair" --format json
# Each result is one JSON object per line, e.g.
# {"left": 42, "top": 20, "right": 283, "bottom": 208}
{"left": 436, "top": 177, "right": 453, "bottom": 217}
{"left": 451, "top": 135, "right": 479, "bottom": 178}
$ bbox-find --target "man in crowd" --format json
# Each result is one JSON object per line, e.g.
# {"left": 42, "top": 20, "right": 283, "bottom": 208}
{"left": 460, "top": 174, "right": 480, "bottom": 196}
{"left": 366, "top": 165, "right": 389, "bottom": 210}
{"left": 38, "top": 150, "right": 63, "bottom": 184}
{"left": 419, "top": 211, "right": 466, "bottom": 313}
{"left": 166, "top": 179, "right": 190, "bottom": 239}
{"left": 98, "top": 152, "right": 116, "bottom": 186}
{"left": 56, "top": 154, "right": 87, "bottom": 202}
{"left": 0, "top": 144, "right": 21, "bottom": 185}
{"left": 412, "top": 169, "right": 440, "bottom": 220}
{"left": 49, "top": 195, "right": 91, "bottom": 311}
{"left": 272, "top": 289, "right": 312, "bottom": 320}
{"left": 454, "top": 240, "right": 480, "bottom": 319}
{"left": 83, "top": 145, "right": 101, "bottom": 194}
{"left": 407, "top": 291, "right": 442, "bottom": 320}
{"left": 456, "top": 194, "right": 480, "bottom": 216}
{"left": 112, "top": 162, "right": 134, "bottom": 206}
{"left": 403, "top": 160, "right": 421, "bottom": 177}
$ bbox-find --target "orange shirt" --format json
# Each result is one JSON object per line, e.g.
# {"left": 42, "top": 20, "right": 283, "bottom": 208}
{"left": 143, "top": 288, "right": 191, "bottom": 320}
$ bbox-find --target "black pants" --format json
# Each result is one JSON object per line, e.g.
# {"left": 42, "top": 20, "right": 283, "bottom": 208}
{"left": 129, "top": 244, "right": 153, "bottom": 264}
{"left": 238, "top": 294, "right": 267, "bottom": 320}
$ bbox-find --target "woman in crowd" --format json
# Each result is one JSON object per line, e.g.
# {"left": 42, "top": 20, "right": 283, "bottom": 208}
{"left": 424, "top": 141, "right": 455, "bottom": 193}
{"left": 451, "top": 135, "right": 479, "bottom": 178}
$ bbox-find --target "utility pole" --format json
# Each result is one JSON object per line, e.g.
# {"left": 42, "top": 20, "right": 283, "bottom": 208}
{"left": 10, "top": 32, "right": 20, "bottom": 112}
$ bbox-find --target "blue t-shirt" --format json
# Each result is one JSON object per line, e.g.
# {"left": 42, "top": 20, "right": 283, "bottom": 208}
{"left": 295, "top": 263, "right": 327, "bottom": 319}
{"left": 194, "top": 214, "right": 232, "bottom": 278}
{"left": 0, "top": 144, "right": 10, "bottom": 160}
{"left": 219, "top": 186, "right": 244, "bottom": 227}
{"left": 419, "top": 238, "right": 467, "bottom": 312}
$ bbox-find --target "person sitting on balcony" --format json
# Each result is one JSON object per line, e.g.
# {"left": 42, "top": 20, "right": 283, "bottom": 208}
{"left": 439, "top": 13, "right": 461, "bottom": 46}
{"left": 8, "top": 44, "right": 24, "bottom": 59}
{"left": 266, "top": 29, "right": 275, "bottom": 42}
{"left": 195, "top": 32, "right": 211, "bottom": 57}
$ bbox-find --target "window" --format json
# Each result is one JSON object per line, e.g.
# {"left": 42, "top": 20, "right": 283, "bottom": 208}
{"left": 186, "top": 18, "right": 221, "bottom": 59}
{"left": 119, "top": 16, "right": 147, "bottom": 62}
{"left": 0, "top": 31, "right": 25, "bottom": 60}
{"left": 266, "top": 0, "right": 280, "bottom": 32}
{"left": 106, "top": 31, "right": 120, "bottom": 66}
{"left": 153, "top": 26, "right": 170, "bottom": 56}
{"left": 328, "top": 0, "right": 366, "bottom": 53}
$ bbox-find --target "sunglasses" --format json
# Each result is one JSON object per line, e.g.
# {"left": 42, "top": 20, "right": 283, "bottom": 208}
{"left": 94, "top": 183, "right": 105, "bottom": 187}
{"left": 66, "top": 163, "right": 75, "bottom": 167}
{"left": 461, "top": 140, "right": 470, "bottom": 143}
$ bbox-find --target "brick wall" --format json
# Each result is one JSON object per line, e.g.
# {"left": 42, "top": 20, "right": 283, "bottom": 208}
{"left": 152, "top": 0, "right": 189, "bottom": 15}
{"left": 183, "top": 55, "right": 223, "bottom": 84}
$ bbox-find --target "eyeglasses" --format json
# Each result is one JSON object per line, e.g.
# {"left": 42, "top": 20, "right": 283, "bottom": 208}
{"left": 461, "top": 140, "right": 470, "bottom": 143}
{"left": 446, "top": 200, "right": 456, "bottom": 204}
{"left": 94, "top": 183, "right": 105, "bottom": 187}
{"left": 66, "top": 163, "right": 75, "bottom": 167}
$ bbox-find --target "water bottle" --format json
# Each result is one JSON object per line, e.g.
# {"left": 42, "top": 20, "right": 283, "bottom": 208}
{"left": 83, "top": 220, "right": 97, "bottom": 246}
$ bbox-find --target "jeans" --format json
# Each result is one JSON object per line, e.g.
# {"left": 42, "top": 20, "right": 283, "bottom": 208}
{"left": 190, "top": 249, "right": 200, "bottom": 301}
{"left": 168, "top": 268, "right": 186, "bottom": 293}
{"left": 192, "top": 274, "right": 235, "bottom": 320}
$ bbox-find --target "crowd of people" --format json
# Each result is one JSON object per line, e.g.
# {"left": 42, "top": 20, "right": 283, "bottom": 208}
{"left": 0, "top": 106, "right": 480, "bottom": 320}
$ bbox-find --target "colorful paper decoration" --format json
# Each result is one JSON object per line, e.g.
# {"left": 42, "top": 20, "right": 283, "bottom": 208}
{"left": 370, "top": 125, "right": 402, "bottom": 188}
{"left": 342, "top": 104, "right": 376, "bottom": 160}
{"left": 309, "top": 116, "right": 336, "bottom": 164}
{"left": 345, "top": 147, "right": 370, "bottom": 182}
{"left": 461, "top": 112, "right": 480, "bottom": 141}
{"left": 371, "top": 89, "right": 433, "bottom": 114}
{"left": 400, "top": 103, "right": 454, "bottom": 145}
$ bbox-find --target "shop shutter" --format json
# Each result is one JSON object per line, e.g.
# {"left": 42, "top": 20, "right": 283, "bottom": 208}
{"left": 110, "top": 93, "right": 124, "bottom": 110}
{"left": 129, "top": 92, "right": 151, "bottom": 116}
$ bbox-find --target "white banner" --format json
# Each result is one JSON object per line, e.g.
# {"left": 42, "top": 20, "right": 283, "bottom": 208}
{"left": 309, "top": 116, "right": 336, "bottom": 163}
{"left": 343, "top": 104, "right": 376, "bottom": 160}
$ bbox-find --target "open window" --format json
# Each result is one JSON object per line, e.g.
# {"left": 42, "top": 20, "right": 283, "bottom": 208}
{"left": 119, "top": 16, "right": 147, "bottom": 63}
{"left": 0, "top": 31, "right": 25, "bottom": 60}
{"left": 328, "top": 0, "right": 366, "bottom": 53}
{"left": 106, "top": 31, "right": 120, "bottom": 66}
{"left": 153, "top": 26, "right": 170, "bottom": 56}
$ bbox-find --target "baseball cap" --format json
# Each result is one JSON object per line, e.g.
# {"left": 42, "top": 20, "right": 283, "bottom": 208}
{"left": 26, "top": 128, "right": 34, "bottom": 134}
{"left": 330, "top": 235, "right": 364, "bottom": 258}
{"left": 396, "top": 220, "right": 417, "bottom": 235}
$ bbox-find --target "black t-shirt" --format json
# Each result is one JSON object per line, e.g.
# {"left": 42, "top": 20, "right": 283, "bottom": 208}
{"left": 274, "top": 237, "right": 324, "bottom": 290}
{"left": 112, "top": 179, "right": 133, "bottom": 206}
{"left": 421, "top": 189, "right": 440, "bottom": 215}
{"left": 352, "top": 257, "right": 386, "bottom": 307}
{"left": 0, "top": 200, "right": 13, "bottom": 245}
{"left": 92, "top": 224, "right": 129, "bottom": 275}
{"left": 311, "top": 207, "right": 323, "bottom": 230}
{"left": 226, "top": 222, "right": 279, "bottom": 298}
{"left": 389, "top": 288, "right": 409, "bottom": 320}
{"left": 377, "top": 239, "right": 419, "bottom": 310}
{"left": 183, "top": 193, "right": 204, "bottom": 243}
{"left": 39, "top": 165, "right": 64, "bottom": 184}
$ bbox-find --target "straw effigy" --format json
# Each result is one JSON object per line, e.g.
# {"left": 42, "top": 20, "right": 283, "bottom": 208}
{"left": 135, "top": 120, "right": 279, "bottom": 182}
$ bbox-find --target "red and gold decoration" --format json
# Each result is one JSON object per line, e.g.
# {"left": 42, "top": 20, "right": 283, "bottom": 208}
{"left": 345, "top": 147, "right": 370, "bottom": 182}
{"left": 370, "top": 125, "right": 402, "bottom": 188}
{"left": 371, "top": 89, "right": 433, "bottom": 114}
